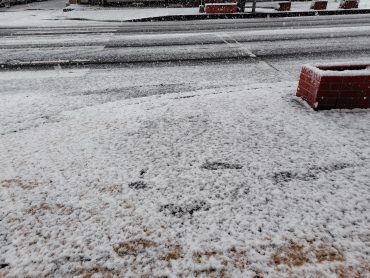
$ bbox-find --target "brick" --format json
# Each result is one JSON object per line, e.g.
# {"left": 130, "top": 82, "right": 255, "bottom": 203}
{"left": 296, "top": 63, "right": 370, "bottom": 110}
{"left": 355, "top": 82, "right": 370, "bottom": 90}
{"left": 317, "top": 95, "right": 338, "bottom": 105}
{"left": 299, "top": 73, "right": 309, "bottom": 83}
{"left": 299, "top": 79, "right": 314, "bottom": 93}
{"left": 342, "top": 75, "right": 369, "bottom": 82}
{"left": 321, "top": 75, "right": 343, "bottom": 83}
{"left": 339, "top": 0, "right": 358, "bottom": 9}
{"left": 310, "top": 0, "right": 328, "bottom": 10}
{"left": 330, "top": 82, "right": 345, "bottom": 91}
{"left": 275, "top": 2, "right": 291, "bottom": 11}
{"left": 204, "top": 3, "right": 238, "bottom": 13}
{"left": 338, "top": 94, "right": 359, "bottom": 101}
{"left": 318, "top": 82, "right": 332, "bottom": 90}
{"left": 317, "top": 91, "right": 338, "bottom": 98}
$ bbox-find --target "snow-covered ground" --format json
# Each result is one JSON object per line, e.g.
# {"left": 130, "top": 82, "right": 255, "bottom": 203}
{"left": 0, "top": 0, "right": 370, "bottom": 27}
{"left": 249, "top": 0, "right": 370, "bottom": 12}
{"left": 0, "top": 6, "right": 199, "bottom": 27}
{"left": 1, "top": 0, "right": 370, "bottom": 276}
{"left": 1, "top": 58, "right": 370, "bottom": 276}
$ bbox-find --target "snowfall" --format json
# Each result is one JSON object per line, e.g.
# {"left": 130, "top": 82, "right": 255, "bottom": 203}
{"left": 0, "top": 0, "right": 370, "bottom": 27}
{"left": 1, "top": 56, "right": 370, "bottom": 277}
{"left": 1, "top": 0, "right": 370, "bottom": 277}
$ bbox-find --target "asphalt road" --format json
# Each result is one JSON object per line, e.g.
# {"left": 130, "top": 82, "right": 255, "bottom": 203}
{"left": 1, "top": 14, "right": 370, "bottom": 67}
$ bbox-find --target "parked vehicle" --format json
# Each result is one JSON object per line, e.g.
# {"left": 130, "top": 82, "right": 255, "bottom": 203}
{"left": 0, "top": 0, "right": 44, "bottom": 8}
{"left": 0, "top": 0, "right": 12, "bottom": 7}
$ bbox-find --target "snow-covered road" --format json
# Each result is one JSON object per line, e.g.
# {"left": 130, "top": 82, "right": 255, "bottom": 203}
{"left": 1, "top": 14, "right": 370, "bottom": 67}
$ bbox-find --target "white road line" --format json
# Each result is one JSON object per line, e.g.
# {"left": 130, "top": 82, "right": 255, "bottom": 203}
{"left": 258, "top": 60, "right": 282, "bottom": 72}
{"left": 216, "top": 33, "right": 257, "bottom": 58}
{"left": 14, "top": 29, "right": 119, "bottom": 35}
{"left": 0, "top": 46, "right": 107, "bottom": 52}
{"left": 216, "top": 33, "right": 286, "bottom": 72}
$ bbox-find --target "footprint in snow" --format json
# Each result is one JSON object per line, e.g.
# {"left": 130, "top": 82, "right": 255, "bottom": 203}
{"left": 160, "top": 200, "right": 210, "bottom": 217}
{"left": 128, "top": 180, "right": 147, "bottom": 190}
{"left": 0, "top": 263, "right": 9, "bottom": 269}
{"left": 201, "top": 161, "right": 243, "bottom": 170}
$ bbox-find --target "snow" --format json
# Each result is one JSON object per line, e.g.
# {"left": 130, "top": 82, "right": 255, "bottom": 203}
{"left": 0, "top": 6, "right": 198, "bottom": 27}
{"left": 205, "top": 3, "right": 237, "bottom": 6}
{"left": 1, "top": 0, "right": 370, "bottom": 27}
{"left": 65, "top": 6, "right": 199, "bottom": 21}
{"left": 249, "top": 0, "right": 370, "bottom": 12}
{"left": 1, "top": 0, "right": 370, "bottom": 276}
{"left": 2, "top": 24, "right": 370, "bottom": 67}
{"left": 305, "top": 62, "right": 370, "bottom": 76}
{"left": 1, "top": 60, "right": 370, "bottom": 277}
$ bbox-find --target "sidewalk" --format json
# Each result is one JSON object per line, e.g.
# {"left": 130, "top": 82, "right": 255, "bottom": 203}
{"left": 0, "top": 0, "right": 369, "bottom": 27}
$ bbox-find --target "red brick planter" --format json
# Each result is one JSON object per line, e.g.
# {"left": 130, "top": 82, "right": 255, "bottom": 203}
{"left": 204, "top": 3, "right": 238, "bottom": 13}
{"left": 296, "top": 64, "right": 370, "bottom": 110}
{"left": 339, "top": 0, "right": 358, "bottom": 9}
{"left": 310, "top": 0, "right": 327, "bottom": 10}
{"left": 275, "top": 2, "right": 291, "bottom": 11}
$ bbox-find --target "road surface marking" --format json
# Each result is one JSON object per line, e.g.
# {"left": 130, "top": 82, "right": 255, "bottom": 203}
{"left": 216, "top": 33, "right": 257, "bottom": 58}
{"left": 14, "top": 29, "right": 118, "bottom": 36}
{"left": 216, "top": 33, "right": 285, "bottom": 72}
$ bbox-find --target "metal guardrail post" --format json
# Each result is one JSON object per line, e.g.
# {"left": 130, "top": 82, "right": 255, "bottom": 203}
{"left": 252, "top": 0, "right": 256, "bottom": 13}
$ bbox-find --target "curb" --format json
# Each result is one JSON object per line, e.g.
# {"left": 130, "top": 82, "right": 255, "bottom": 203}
{"left": 129, "top": 8, "right": 370, "bottom": 22}
{"left": 0, "top": 60, "right": 91, "bottom": 69}
{"left": 2, "top": 48, "right": 369, "bottom": 69}
{"left": 1, "top": 58, "right": 248, "bottom": 69}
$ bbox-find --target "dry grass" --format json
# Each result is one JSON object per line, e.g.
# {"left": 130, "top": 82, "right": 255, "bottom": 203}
{"left": 71, "top": 264, "right": 118, "bottom": 278}
{"left": 272, "top": 241, "right": 309, "bottom": 267}
{"left": 192, "top": 250, "right": 218, "bottom": 264}
{"left": 314, "top": 243, "right": 345, "bottom": 263}
{"left": 192, "top": 246, "right": 249, "bottom": 277}
{"left": 0, "top": 179, "right": 39, "bottom": 190}
{"left": 332, "top": 265, "right": 361, "bottom": 278}
{"left": 331, "top": 262, "right": 370, "bottom": 278}
{"left": 98, "top": 184, "right": 123, "bottom": 194}
{"left": 113, "top": 239, "right": 158, "bottom": 257}
{"left": 272, "top": 240, "right": 345, "bottom": 267}
{"left": 26, "top": 203, "right": 73, "bottom": 216}
{"left": 193, "top": 267, "right": 226, "bottom": 278}
{"left": 158, "top": 244, "right": 183, "bottom": 261}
